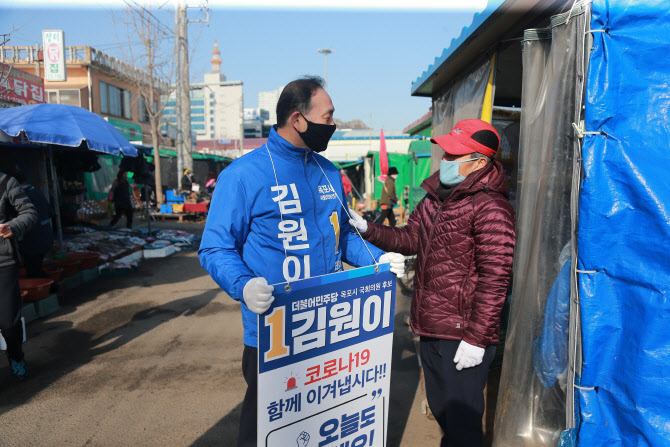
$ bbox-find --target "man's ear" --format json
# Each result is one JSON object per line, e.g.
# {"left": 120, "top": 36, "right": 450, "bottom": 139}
{"left": 290, "top": 111, "right": 304, "bottom": 132}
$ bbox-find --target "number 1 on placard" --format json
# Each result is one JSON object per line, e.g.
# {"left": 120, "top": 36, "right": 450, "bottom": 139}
{"left": 329, "top": 211, "right": 340, "bottom": 254}
{"left": 264, "top": 306, "right": 290, "bottom": 362}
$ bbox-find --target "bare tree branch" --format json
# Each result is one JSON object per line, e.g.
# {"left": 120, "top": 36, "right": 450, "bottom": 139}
{"left": 110, "top": 2, "right": 178, "bottom": 207}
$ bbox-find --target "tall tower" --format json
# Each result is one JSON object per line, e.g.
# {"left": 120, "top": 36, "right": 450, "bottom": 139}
{"left": 211, "top": 39, "right": 222, "bottom": 74}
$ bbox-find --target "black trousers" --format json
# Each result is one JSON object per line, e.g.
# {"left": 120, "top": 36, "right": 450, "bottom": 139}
{"left": 0, "top": 265, "right": 24, "bottom": 361}
{"left": 23, "top": 253, "right": 48, "bottom": 278}
{"left": 420, "top": 337, "right": 496, "bottom": 447}
{"left": 375, "top": 207, "right": 396, "bottom": 227}
{"left": 110, "top": 207, "right": 134, "bottom": 228}
{"left": 239, "top": 345, "right": 257, "bottom": 447}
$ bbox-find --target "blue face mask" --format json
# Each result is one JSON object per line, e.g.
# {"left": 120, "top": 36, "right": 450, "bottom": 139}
{"left": 439, "top": 157, "right": 478, "bottom": 187}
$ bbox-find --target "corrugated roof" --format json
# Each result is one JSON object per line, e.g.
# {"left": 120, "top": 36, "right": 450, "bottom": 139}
{"left": 403, "top": 111, "right": 433, "bottom": 134}
{"left": 410, "top": 0, "right": 506, "bottom": 96}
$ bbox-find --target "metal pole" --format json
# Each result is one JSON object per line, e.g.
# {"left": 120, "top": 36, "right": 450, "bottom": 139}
{"left": 48, "top": 147, "right": 63, "bottom": 249}
{"left": 317, "top": 48, "right": 333, "bottom": 90}
{"left": 174, "top": 4, "right": 183, "bottom": 189}
{"left": 179, "top": 3, "right": 193, "bottom": 171}
{"left": 145, "top": 184, "right": 152, "bottom": 235}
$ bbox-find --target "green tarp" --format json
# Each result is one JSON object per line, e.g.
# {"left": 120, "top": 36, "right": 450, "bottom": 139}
{"left": 368, "top": 141, "right": 432, "bottom": 213}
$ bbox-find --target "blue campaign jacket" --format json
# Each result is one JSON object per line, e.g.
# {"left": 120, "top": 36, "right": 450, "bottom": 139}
{"left": 199, "top": 127, "right": 385, "bottom": 347}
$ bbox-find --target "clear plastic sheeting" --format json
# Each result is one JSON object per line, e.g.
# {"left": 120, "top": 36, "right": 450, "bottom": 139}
{"left": 577, "top": 1, "right": 670, "bottom": 445}
{"left": 430, "top": 56, "right": 494, "bottom": 172}
{"left": 493, "top": 3, "right": 590, "bottom": 446}
{"left": 85, "top": 156, "right": 120, "bottom": 200}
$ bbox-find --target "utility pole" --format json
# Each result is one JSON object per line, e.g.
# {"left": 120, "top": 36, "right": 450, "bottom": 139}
{"left": 174, "top": 5, "right": 183, "bottom": 189}
{"left": 174, "top": 1, "right": 209, "bottom": 187}
{"left": 179, "top": 3, "right": 193, "bottom": 173}
{"left": 317, "top": 48, "right": 333, "bottom": 90}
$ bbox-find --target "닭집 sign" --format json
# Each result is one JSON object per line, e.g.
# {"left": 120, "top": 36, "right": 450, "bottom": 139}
{"left": 258, "top": 264, "right": 396, "bottom": 447}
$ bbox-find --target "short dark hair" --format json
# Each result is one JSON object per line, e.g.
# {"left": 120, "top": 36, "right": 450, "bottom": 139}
{"left": 276, "top": 76, "right": 325, "bottom": 128}
{"left": 12, "top": 170, "right": 27, "bottom": 184}
{"left": 472, "top": 152, "right": 493, "bottom": 164}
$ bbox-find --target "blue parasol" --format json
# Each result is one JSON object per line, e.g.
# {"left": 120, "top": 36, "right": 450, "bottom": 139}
{"left": 0, "top": 103, "right": 137, "bottom": 157}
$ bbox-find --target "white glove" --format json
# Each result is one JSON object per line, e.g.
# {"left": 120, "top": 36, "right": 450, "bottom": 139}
{"left": 242, "top": 277, "right": 275, "bottom": 314}
{"left": 453, "top": 340, "right": 485, "bottom": 371}
{"left": 378, "top": 252, "right": 405, "bottom": 278}
{"left": 348, "top": 208, "right": 368, "bottom": 234}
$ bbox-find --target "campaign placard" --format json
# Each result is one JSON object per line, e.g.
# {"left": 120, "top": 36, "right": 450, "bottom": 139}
{"left": 258, "top": 264, "right": 396, "bottom": 447}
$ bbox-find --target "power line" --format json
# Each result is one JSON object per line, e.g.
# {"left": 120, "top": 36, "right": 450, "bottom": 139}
{"left": 123, "top": 0, "right": 175, "bottom": 37}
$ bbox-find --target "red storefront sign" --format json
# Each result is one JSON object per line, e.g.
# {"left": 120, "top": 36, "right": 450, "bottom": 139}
{"left": 0, "top": 63, "right": 45, "bottom": 105}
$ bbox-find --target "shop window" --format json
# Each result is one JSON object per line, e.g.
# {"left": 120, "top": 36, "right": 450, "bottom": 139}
{"left": 45, "top": 89, "right": 80, "bottom": 107}
{"left": 139, "top": 96, "right": 152, "bottom": 123}
{"left": 59, "top": 90, "right": 80, "bottom": 106}
{"left": 100, "top": 81, "right": 132, "bottom": 119}
{"left": 47, "top": 91, "right": 58, "bottom": 104}
{"left": 100, "top": 82, "right": 108, "bottom": 113}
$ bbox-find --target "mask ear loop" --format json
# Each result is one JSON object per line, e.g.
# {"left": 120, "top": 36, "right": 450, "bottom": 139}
{"left": 310, "top": 153, "right": 381, "bottom": 273}
{"left": 265, "top": 144, "right": 292, "bottom": 292}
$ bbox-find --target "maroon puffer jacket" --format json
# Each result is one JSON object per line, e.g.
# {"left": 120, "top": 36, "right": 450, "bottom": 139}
{"left": 363, "top": 160, "right": 515, "bottom": 347}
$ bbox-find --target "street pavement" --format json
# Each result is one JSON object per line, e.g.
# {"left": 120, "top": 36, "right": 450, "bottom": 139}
{"left": 0, "top": 222, "right": 443, "bottom": 446}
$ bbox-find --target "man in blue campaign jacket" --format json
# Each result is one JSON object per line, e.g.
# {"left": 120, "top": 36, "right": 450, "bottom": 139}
{"left": 199, "top": 76, "right": 405, "bottom": 447}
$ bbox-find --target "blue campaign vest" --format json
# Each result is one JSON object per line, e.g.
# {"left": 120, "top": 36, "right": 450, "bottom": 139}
{"left": 199, "top": 127, "right": 383, "bottom": 347}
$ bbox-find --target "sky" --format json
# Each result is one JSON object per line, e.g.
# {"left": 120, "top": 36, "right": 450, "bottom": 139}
{"left": 0, "top": 2, "right": 486, "bottom": 131}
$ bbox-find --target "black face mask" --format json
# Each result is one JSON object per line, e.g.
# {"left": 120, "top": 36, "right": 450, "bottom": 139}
{"left": 297, "top": 112, "right": 336, "bottom": 153}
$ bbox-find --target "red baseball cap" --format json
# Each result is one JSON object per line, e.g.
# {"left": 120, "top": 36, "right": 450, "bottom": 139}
{"left": 430, "top": 119, "right": 500, "bottom": 158}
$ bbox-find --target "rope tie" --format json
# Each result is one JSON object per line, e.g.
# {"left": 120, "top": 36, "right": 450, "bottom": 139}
{"left": 572, "top": 121, "right": 606, "bottom": 139}
{"left": 311, "top": 154, "right": 380, "bottom": 271}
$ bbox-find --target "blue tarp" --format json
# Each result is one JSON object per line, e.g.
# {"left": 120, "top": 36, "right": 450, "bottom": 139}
{"left": 577, "top": 1, "right": 670, "bottom": 445}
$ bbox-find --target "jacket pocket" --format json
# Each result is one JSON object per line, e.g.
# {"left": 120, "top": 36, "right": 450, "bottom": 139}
{"left": 0, "top": 236, "right": 12, "bottom": 257}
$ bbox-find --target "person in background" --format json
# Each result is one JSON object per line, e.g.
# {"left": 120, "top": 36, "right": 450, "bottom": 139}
{"left": 199, "top": 75, "right": 405, "bottom": 447}
{"left": 349, "top": 119, "right": 516, "bottom": 447}
{"left": 181, "top": 168, "right": 196, "bottom": 193}
{"left": 13, "top": 170, "right": 53, "bottom": 279}
{"left": 204, "top": 171, "right": 217, "bottom": 195}
{"left": 0, "top": 171, "right": 37, "bottom": 380}
{"left": 108, "top": 170, "right": 134, "bottom": 229}
{"left": 375, "top": 166, "right": 399, "bottom": 227}
{"left": 340, "top": 169, "right": 353, "bottom": 206}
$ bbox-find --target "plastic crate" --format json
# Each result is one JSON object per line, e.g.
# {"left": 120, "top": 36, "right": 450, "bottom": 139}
{"left": 21, "top": 302, "right": 38, "bottom": 323}
{"left": 34, "top": 294, "right": 60, "bottom": 318}
{"left": 63, "top": 270, "right": 84, "bottom": 290}
{"left": 160, "top": 204, "right": 173, "bottom": 214}
{"left": 80, "top": 267, "right": 101, "bottom": 284}
{"left": 166, "top": 190, "right": 185, "bottom": 203}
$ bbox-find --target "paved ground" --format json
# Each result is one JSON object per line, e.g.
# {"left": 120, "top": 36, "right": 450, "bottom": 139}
{"left": 0, "top": 220, "right": 453, "bottom": 447}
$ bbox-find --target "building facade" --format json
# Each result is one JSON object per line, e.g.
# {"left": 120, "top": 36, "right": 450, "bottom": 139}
{"left": 162, "top": 40, "right": 243, "bottom": 142}
{"left": 258, "top": 85, "right": 284, "bottom": 126}
{"left": 0, "top": 44, "right": 169, "bottom": 146}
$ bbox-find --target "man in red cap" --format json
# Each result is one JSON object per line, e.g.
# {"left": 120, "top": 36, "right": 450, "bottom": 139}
{"left": 349, "top": 119, "right": 516, "bottom": 446}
